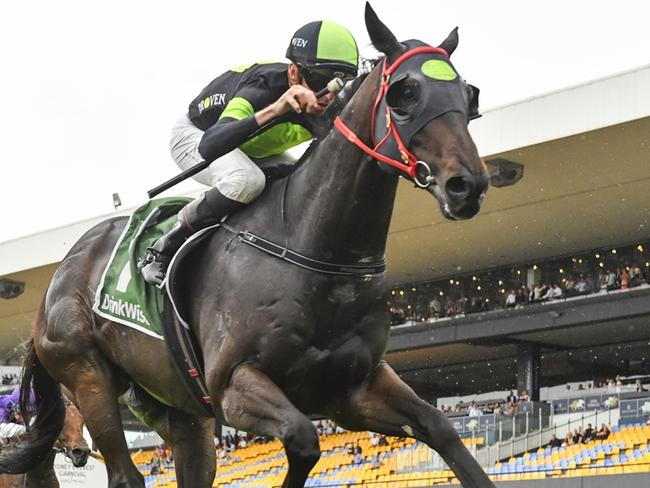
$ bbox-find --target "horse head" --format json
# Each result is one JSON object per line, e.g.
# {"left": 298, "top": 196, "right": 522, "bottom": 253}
{"left": 54, "top": 400, "right": 89, "bottom": 468}
{"left": 345, "top": 3, "right": 488, "bottom": 220}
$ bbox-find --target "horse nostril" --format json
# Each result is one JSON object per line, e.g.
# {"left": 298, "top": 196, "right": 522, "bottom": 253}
{"left": 72, "top": 447, "right": 90, "bottom": 458}
{"left": 445, "top": 176, "right": 473, "bottom": 200}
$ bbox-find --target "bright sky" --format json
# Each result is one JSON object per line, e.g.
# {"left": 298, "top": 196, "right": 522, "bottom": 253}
{"left": 1, "top": 0, "right": 648, "bottom": 242}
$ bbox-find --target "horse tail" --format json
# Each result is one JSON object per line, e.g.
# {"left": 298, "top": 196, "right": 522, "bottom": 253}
{"left": 0, "top": 339, "right": 65, "bottom": 474}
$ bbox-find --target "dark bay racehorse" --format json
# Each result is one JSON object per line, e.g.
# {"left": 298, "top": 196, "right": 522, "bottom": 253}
{"left": 0, "top": 388, "right": 90, "bottom": 488}
{"left": 0, "top": 4, "right": 493, "bottom": 487}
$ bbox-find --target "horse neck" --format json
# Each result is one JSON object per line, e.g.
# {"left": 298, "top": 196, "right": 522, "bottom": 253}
{"left": 287, "top": 67, "right": 399, "bottom": 263}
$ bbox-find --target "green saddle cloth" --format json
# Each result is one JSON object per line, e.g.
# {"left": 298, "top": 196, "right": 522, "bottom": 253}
{"left": 92, "top": 197, "right": 192, "bottom": 338}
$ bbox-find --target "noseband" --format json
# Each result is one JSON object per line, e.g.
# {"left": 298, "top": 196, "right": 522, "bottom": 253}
{"left": 334, "top": 46, "right": 450, "bottom": 188}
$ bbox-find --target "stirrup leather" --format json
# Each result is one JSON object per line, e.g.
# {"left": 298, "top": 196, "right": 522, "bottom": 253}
{"left": 137, "top": 247, "right": 165, "bottom": 269}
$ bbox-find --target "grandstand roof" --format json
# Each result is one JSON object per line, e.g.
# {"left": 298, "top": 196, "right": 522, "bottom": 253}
{"left": 2, "top": 65, "right": 650, "bottom": 362}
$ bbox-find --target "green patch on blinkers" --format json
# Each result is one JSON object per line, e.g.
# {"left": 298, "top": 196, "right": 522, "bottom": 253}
{"left": 421, "top": 59, "right": 457, "bottom": 81}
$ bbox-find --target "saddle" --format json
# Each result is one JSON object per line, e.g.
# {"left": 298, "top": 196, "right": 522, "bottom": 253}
{"left": 92, "top": 198, "right": 216, "bottom": 414}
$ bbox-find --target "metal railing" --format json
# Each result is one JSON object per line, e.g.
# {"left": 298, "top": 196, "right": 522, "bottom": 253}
{"left": 398, "top": 405, "right": 622, "bottom": 472}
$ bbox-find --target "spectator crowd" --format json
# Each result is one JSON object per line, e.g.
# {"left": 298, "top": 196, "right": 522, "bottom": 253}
{"left": 439, "top": 389, "right": 532, "bottom": 418}
{"left": 546, "top": 423, "right": 611, "bottom": 448}
{"left": 389, "top": 242, "right": 649, "bottom": 326}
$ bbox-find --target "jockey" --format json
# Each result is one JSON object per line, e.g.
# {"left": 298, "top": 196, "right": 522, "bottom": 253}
{"left": 0, "top": 386, "right": 20, "bottom": 424}
{"left": 0, "top": 387, "right": 30, "bottom": 440}
{"left": 0, "top": 406, "right": 25, "bottom": 440}
{"left": 141, "top": 20, "right": 359, "bottom": 286}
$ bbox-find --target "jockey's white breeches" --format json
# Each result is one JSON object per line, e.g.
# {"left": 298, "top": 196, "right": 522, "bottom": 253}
{"left": 169, "top": 114, "right": 295, "bottom": 204}
{"left": 0, "top": 422, "right": 25, "bottom": 438}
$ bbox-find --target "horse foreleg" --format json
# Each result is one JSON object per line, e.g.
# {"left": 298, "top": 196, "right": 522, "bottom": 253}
{"left": 123, "top": 384, "right": 215, "bottom": 488}
{"left": 25, "top": 468, "right": 58, "bottom": 488}
{"left": 219, "top": 364, "right": 320, "bottom": 488}
{"left": 24, "top": 451, "right": 58, "bottom": 488}
{"left": 333, "top": 362, "right": 495, "bottom": 488}
{"left": 167, "top": 409, "right": 215, "bottom": 488}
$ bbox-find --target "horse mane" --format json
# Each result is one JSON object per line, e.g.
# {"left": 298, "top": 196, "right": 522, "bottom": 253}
{"left": 324, "top": 71, "right": 372, "bottom": 122}
{"left": 291, "top": 71, "right": 373, "bottom": 170}
{"left": 259, "top": 71, "right": 374, "bottom": 184}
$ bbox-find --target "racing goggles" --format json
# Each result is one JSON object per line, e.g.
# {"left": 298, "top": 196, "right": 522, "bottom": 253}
{"left": 299, "top": 66, "right": 356, "bottom": 93}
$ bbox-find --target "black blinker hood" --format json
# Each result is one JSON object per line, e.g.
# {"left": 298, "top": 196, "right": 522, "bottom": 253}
{"left": 374, "top": 40, "right": 480, "bottom": 166}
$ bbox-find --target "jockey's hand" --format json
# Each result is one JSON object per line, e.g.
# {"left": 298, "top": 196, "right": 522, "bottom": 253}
{"left": 255, "top": 85, "right": 325, "bottom": 126}
{"left": 273, "top": 85, "right": 320, "bottom": 116}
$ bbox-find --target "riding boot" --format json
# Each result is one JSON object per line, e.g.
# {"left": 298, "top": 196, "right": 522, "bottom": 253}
{"left": 140, "top": 188, "right": 245, "bottom": 286}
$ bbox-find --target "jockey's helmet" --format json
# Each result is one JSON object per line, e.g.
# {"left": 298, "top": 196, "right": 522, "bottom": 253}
{"left": 286, "top": 21, "right": 358, "bottom": 79}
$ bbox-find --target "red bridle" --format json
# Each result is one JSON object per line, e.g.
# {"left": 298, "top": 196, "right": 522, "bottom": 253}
{"left": 334, "top": 46, "right": 449, "bottom": 185}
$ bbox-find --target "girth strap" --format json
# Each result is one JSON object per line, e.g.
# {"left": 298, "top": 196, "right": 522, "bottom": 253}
{"left": 220, "top": 224, "right": 386, "bottom": 277}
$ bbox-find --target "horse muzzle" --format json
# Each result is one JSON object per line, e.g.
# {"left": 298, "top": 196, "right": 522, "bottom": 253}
{"left": 69, "top": 447, "right": 91, "bottom": 467}
{"left": 429, "top": 171, "right": 488, "bottom": 220}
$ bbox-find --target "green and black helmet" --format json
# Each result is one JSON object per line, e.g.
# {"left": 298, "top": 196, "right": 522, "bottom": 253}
{"left": 286, "top": 20, "right": 359, "bottom": 79}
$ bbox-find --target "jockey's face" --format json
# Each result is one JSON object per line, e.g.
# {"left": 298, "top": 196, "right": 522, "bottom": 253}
{"left": 309, "top": 87, "right": 336, "bottom": 115}
{"left": 288, "top": 64, "right": 337, "bottom": 115}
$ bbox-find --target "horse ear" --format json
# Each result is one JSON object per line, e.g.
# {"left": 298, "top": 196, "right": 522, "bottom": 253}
{"left": 365, "top": 2, "right": 404, "bottom": 60}
{"left": 439, "top": 27, "right": 459, "bottom": 56}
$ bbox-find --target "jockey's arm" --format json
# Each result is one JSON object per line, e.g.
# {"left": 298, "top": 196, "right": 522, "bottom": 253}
{"left": 197, "top": 85, "right": 318, "bottom": 162}
{"left": 198, "top": 114, "right": 260, "bottom": 162}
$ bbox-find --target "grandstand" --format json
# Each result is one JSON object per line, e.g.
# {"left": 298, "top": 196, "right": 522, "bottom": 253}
{"left": 135, "top": 431, "right": 485, "bottom": 487}
{"left": 2, "top": 64, "right": 650, "bottom": 487}
{"left": 130, "top": 418, "right": 650, "bottom": 487}
{"left": 488, "top": 423, "right": 650, "bottom": 480}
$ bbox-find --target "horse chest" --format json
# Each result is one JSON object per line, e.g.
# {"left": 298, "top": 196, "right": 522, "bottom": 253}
{"left": 256, "top": 306, "right": 386, "bottom": 405}
{"left": 205, "top": 274, "right": 387, "bottom": 404}
{"left": 274, "top": 333, "right": 377, "bottom": 409}
{"left": 325, "top": 282, "right": 360, "bottom": 304}
{"left": 247, "top": 279, "right": 383, "bottom": 334}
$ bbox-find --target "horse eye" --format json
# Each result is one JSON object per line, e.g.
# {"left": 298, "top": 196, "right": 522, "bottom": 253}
{"left": 386, "top": 79, "right": 420, "bottom": 111}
